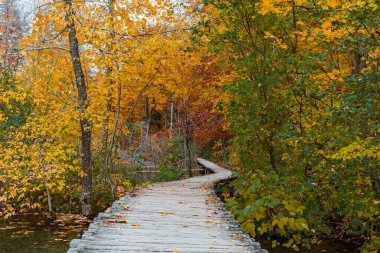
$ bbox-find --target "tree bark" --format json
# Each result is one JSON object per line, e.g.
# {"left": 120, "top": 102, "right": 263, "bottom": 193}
{"left": 64, "top": 0, "right": 92, "bottom": 217}
{"left": 106, "top": 70, "right": 121, "bottom": 199}
{"left": 104, "top": 0, "right": 120, "bottom": 200}
{"left": 182, "top": 97, "right": 192, "bottom": 177}
{"left": 145, "top": 98, "right": 152, "bottom": 140}
{"left": 268, "top": 143, "right": 277, "bottom": 173}
{"left": 44, "top": 175, "right": 53, "bottom": 212}
{"left": 170, "top": 93, "right": 174, "bottom": 133}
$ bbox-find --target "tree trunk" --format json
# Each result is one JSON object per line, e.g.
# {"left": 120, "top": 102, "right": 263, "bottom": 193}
{"left": 222, "top": 138, "right": 228, "bottom": 166}
{"left": 104, "top": 0, "right": 120, "bottom": 200}
{"left": 106, "top": 71, "right": 121, "bottom": 199}
{"left": 44, "top": 175, "right": 52, "bottom": 212}
{"left": 182, "top": 97, "right": 192, "bottom": 177}
{"left": 145, "top": 98, "right": 152, "bottom": 140}
{"left": 170, "top": 93, "right": 174, "bottom": 134}
{"left": 268, "top": 143, "right": 277, "bottom": 173}
{"left": 64, "top": 0, "right": 92, "bottom": 217}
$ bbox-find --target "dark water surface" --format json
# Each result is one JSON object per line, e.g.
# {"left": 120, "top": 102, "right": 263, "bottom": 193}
{"left": 0, "top": 214, "right": 361, "bottom": 253}
{"left": 0, "top": 214, "right": 89, "bottom": 253}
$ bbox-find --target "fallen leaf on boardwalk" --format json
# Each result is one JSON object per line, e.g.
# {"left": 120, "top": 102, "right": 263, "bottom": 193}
{"left": 103, "top": 220, "right": 116, "bottom": 225}
{"left": 129, "top": 189, "right": 137, "bottom": 197}
{"left": 228, "top": 233, "right": 244, "bottom": 237}
{"left": 131, "top": 223, "right": 141, "bottom": 227}
{"left": 116, "top": 219, "right": 127, "bottom": 224}
{"left": 206, "top": 199, "right": 218, "bottom": 203}
{"left": 172, "top": 250, "right": 179, "bottom": 253}
{"left": 209, "top": 246, "right": 229, "bottom": 250}
{"left": 114, "top": 213, "right": 123, "bottom": 218}
{"left": 121, "top": 206, "right": 130, "bottom": 211}
{"left": 160, "top": 211, "right": 171, "bottom": 215}
{"left": 204, "top": 220, "right": 220, "bottom": 224}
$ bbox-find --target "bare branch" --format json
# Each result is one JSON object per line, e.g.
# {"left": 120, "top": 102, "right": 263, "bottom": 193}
{"left": 22, "top": 46, "right": 70, "bottom": 53}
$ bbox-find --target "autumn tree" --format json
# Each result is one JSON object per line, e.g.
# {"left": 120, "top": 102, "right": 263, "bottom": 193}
{"left": 63, "top": 0, "right": 93, "bottom": 216}
{"left": 0, "top": 0, "right": 218, "bottom": 217}
{"left": 0, "top": 0, "right": 22, "bottom": 70}
{"left": 197, "top": 0, "right": 380, "bottom": 251}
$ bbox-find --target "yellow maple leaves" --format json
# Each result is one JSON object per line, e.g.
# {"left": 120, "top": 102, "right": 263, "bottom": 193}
{"left": 326, "top": 0, "right": 339, "bottom": 8}
{"left": 0, "top": 0, "right": 231, "bottom": 216}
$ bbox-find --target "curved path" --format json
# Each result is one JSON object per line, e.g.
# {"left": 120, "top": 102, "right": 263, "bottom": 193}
{"left": 68, "top": 158, "right": 267, "bottom": 253}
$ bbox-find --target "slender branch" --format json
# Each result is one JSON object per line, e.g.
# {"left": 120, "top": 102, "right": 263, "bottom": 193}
{"left": 20, "top": 46, "right": 71, "bottom": 53}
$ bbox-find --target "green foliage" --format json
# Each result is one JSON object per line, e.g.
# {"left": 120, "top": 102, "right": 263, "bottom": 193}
{"left": 231, "top": 169, "right": 316, "bottom": 251}
{"left": 154, "top": 163, "right": 186, "bottom": 182}
{"left": 160, "top": 133, "right": 199, "bottom": 166}
{"left": 199, "top": 0, "right": 380, "bottom": 251}
{"left": 0, "top": 68, "right": 31, "bottom": 139}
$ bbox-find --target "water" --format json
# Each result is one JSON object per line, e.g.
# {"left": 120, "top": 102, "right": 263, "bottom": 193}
{"left": 0, "top": 168, "right": 191, "bottom": 253}
{"left": 0, "top": 214, "right": 89, "bottom": 253}
{"left": 0, "top": 214, "right": 361, "bottom": 253}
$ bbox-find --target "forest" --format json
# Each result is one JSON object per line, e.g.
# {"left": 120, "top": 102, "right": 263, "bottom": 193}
{"left": 0, "top": 0, "right": 379, "bottom": 252}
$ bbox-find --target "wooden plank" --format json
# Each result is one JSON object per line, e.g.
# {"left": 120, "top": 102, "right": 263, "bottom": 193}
{"left": 68, "top": 158, "right": 267, "bottom": 253}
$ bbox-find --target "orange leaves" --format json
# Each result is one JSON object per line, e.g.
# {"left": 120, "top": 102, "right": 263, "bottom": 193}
{"left": 337, "top": 85, "right": 346, "bottom": 92}
{"left": 0, "top": 0, "right": 231, "bottom": 218}
{"left": 103, "top": 219, "right": 127, "bottom": 225}
{"left": 103, "top": 220, "right": 116, "bottom": 225}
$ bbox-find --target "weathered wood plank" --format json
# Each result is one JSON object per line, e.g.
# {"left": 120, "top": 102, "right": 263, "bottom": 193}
{"left": 68, "top": 158, "right": 267, "bottom": 253}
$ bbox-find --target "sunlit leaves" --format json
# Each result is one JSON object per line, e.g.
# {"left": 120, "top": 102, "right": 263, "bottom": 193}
{"left": 199, "top": 0, "right": 380, "bottom": 252}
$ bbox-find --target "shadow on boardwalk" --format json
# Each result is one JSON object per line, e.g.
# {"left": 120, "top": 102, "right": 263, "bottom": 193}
{"left": 68, "top": 158, "right": 268, "bottom": 253}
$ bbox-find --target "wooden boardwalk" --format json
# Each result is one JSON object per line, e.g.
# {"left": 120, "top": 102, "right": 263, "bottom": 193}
{"left": 68, "top": 158, "right": 267, "bottom": 253}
